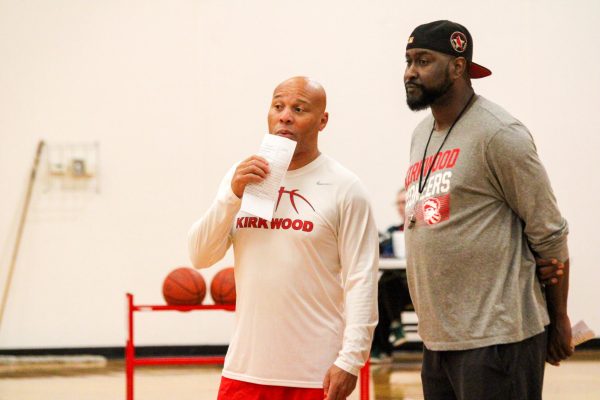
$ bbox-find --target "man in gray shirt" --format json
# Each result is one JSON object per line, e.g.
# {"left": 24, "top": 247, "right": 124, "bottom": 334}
{"left": 402, "top": 20, "right": 573, "bottom": 399}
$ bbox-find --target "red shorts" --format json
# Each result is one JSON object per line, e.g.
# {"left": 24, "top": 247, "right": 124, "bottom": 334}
{"left": 217, "top": 376, "right": 325, "bottom": 400}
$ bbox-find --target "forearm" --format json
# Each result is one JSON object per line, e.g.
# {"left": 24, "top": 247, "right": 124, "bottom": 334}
{"left": 544, "top": 258, "right": 573, "bottom": 364}
{"left": 545, "top": 259, "right": 570, "bottom": 320}
{"left": 188, "top": 187, "right": 240, "bottom": 268}
{"left": 336, "top": 267, "right": 379, "bottom": 375}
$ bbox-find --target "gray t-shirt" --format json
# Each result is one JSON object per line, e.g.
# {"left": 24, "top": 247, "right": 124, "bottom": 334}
{"left": 404, "top": 95, "right": 569, "bottom": 351}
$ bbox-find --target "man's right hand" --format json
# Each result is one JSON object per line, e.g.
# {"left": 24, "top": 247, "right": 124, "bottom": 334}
{"left": 231, "top": 156, "right": 270, "bottom": 198}
{"left": 547, "top": 314, "right": 573, "bottom": 366}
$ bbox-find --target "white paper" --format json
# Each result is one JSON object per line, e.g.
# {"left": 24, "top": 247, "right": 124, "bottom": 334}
{"left": 240, "top": 134, "right": 296, "bottom": 220}
{"left": 571, "top": 320, "right": 595, "bottom": 347}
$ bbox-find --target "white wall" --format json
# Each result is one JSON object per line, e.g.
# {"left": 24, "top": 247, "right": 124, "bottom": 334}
{"left": 0, "top": 0, "right": 598, "bottom": 349}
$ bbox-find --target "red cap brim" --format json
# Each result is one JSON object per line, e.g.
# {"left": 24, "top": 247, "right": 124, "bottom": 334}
{"left": 469, "top": 62, "right": 492, "bottom": 79}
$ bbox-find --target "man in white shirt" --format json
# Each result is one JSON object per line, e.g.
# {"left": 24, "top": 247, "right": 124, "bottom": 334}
{"left": 188, "top": 76, "right": 379, "bottom": 400}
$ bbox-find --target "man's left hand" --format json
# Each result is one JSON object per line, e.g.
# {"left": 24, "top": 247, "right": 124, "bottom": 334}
{"left": 323, "top": 364, "right": 357, "bottom": 400}
{"left": 535, "top": 257, "right": 564, "bottom": 286}
{"left": 547, "top": 314, "right": 574, "bottom": 366}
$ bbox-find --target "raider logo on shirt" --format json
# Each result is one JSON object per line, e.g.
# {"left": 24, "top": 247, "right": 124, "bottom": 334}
{"left": 421, "top": 195, "right": 450, "bottom": 225}
{"left": 236, "top": 186, "right": 315, "bottom": 232}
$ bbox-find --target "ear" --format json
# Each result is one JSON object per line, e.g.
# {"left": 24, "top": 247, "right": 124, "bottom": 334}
{"left": 452, "top": 57, "right": 468, "bottom": 80}
{"left": 319, "top": 112, "right": 329, "bottom": 131}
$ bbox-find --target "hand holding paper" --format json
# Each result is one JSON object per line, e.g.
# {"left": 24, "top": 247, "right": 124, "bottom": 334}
{"left": 241, "top": 134, "right": 296, "bottom": 220}
{"left": 231, "top": 156, "right": 271, "bottom": 198}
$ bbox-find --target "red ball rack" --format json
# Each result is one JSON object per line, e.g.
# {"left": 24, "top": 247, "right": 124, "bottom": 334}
{"left": 125, "top": 292, "right": 371, "bottom": 399}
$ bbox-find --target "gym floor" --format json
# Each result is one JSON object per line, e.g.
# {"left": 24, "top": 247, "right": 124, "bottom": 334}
{"left": 1, "top": 351, "right": 599, "bottom": 399}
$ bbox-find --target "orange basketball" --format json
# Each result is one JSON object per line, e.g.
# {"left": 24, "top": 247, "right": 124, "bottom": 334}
{"left": 162, "top": 267, "right": 206, "bottom": 306}
{"left": 210, "top": 267, "right": 236, "bottom": 305}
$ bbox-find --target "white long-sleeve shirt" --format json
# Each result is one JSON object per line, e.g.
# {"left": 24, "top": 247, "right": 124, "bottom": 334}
{"left": 188, "top": 154, "right": 379, "bottom": 388}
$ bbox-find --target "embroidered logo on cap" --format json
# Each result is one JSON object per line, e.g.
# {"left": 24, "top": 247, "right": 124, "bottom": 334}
{"left": 450, "top": 31, "right": 467, "bottom": 53}
{"left": 408, "top": 36, "right": 414, "bottom": 44}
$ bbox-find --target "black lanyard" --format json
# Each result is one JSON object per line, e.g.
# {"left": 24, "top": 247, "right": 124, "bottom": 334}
{"left": 418, "top": 92, "right": 475, "bottom": 194}
{"left": 408, "top": 93, "right": 475, "bottom": 230}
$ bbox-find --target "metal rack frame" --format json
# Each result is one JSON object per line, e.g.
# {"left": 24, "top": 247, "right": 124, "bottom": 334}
{"left": 125, "top": 293, "right": 371, "bottom": 399}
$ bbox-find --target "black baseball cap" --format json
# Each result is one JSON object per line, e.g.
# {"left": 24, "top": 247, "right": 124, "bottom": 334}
{"left": 406, "top": 20, "right": 491, "bottom": 79}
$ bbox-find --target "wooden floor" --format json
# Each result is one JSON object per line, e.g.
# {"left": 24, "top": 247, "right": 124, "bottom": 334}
{"left": 1, "top": 352, "right": 600, "bottom": 399}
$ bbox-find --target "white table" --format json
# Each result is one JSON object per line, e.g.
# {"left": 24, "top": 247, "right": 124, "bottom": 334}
{"left": 377, "top": 257, "right": 419, "bottom": 335}
{"left": 378, "top": 257, "right": 406, "bottom": 270}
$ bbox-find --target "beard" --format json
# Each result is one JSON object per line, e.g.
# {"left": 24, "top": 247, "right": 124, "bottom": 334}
{"left": 405, "top": 65, "right": 453, "bottom": 111}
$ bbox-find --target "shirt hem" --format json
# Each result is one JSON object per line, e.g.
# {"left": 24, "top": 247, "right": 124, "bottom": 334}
{"left": 221, "top": 370, "right": 323, "bottom": 389}
{"left": 422, "top": 325, "right": 547, "bottom": 351}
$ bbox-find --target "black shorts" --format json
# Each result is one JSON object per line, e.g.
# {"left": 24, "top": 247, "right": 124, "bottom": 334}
{"left": 421, "top": 331, "right": 547, "bottom": 400}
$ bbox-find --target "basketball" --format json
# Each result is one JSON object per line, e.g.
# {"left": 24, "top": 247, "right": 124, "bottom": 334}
{"left": 162, "top": 267, "right": 206, "bottom": 306}
{"left": 210, "top": 267, "right": 236, "bottom": 305}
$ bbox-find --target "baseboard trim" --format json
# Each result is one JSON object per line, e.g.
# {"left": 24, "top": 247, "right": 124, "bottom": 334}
{"left": 578, "top": 338, "right": 600, "bottom": 350}
{"left": 1, "top": 338, "right": 598, "bottom": 359}
{"left": 0, "top": 345, "right": 229, "bottom": 359}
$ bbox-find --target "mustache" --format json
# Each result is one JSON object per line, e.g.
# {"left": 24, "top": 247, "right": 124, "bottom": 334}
{"left": 405, "top": 81, "right": 424, "bottom": 90}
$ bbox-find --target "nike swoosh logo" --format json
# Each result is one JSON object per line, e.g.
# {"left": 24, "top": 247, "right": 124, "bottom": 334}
{"left": 316, "top": 181, "right": 332, "bottom": 185}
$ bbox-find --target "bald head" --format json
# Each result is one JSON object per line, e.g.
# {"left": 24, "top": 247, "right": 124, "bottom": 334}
{"left": 273, "top": 76, "right": 327, "bottom": 113}
{"left": 268, "top": 76, "right": 329, "bottom": 170}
